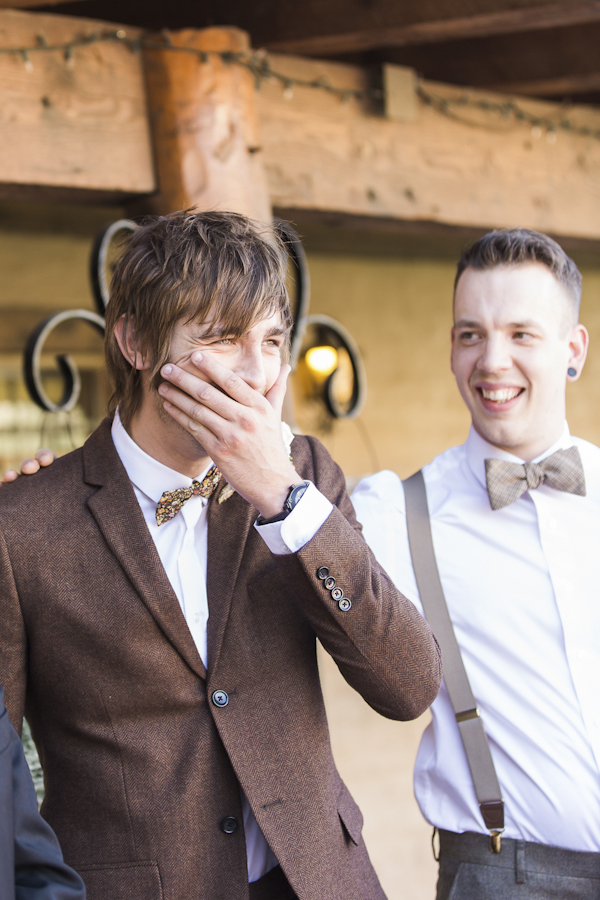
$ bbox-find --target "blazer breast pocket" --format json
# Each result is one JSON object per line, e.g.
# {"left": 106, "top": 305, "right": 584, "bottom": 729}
{"left": 77, "top": 860, "right": 163, "bottom": 900}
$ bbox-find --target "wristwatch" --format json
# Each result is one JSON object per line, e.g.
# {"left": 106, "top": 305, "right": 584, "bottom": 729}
{"left": 256, "top": 481, "right": 310, "bottom": 525}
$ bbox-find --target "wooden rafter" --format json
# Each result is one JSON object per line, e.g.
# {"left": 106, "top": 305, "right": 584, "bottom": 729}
{"left": 0, "top": 0, "right": 86, "bottom": 6}
{"left": 265, "top": 1, "right": 600, "bottom": 56}
{"left": 492, "top": 72, "right": 600, "bottom": 97}
{"left": 1, "top": 10, "right": 600, "bottom": 240}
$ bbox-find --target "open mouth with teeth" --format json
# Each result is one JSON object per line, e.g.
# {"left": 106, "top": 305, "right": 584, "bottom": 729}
{"left": 476, "top": 387, "right": 525, "bottom": 407}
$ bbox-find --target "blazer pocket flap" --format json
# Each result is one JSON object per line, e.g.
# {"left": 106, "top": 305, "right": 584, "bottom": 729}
{"left": 77, "top": 860, "right": 163, "bottom": 899}
{"left": 337, "top": 784, "right": 364, "bottom": 846}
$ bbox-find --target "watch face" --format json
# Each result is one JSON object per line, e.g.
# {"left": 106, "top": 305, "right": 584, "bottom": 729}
{"left": 287, "top": 481, "right": 309, "bottom": 510}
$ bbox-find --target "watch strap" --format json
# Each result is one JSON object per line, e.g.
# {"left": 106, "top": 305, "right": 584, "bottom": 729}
{"left": 256, "top": 481, "right": 309, "bottom": 526}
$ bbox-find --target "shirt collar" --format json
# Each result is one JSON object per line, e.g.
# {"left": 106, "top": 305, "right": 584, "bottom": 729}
{"left": 466, "top": 421, "right": 573, "bottom": 490}
{"left": 111, "top": 409, "right": 214, "bottom": 505}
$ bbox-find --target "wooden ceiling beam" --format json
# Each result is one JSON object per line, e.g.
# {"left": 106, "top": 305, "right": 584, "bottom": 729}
{"left": 0, "top": 0, "right": 86, "bottom": 7}
{"left": 265, "top": 1, "right": 600, "bottom": 56}
{"left": 0, "top": 8, "right": 155, "bottom": 201}
{"left": 492, "top": 72, "right": 600, "bottom": 97}
{"left": 257, "top": 53, "right": 600, "bottom": 240}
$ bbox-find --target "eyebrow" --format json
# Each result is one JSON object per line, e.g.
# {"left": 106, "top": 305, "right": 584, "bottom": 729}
{"left": 454, "top": 319, "right": 481, "bottom": 329}
{"left": 263, "top": 326, "right": 287, "bottom": 339}
{"left": 454, "top": 319, "right": 542, "bottom": 330}
{"left": 196, "top": 324, "right": 289, "bottom": 340}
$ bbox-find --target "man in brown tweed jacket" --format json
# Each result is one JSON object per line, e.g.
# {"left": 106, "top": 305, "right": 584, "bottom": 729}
{"left": 0, "top": 211, "right": 441, "bottom": 900}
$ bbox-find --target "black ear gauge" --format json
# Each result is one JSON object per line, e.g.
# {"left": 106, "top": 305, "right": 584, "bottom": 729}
{"left": 568, "top": 367, "right": 577, "bottom": 377}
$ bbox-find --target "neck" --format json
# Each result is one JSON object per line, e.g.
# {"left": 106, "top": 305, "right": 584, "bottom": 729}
{"left": 474, "top": 422, "right": 566, "bottom": 462}
{"left": 125, "top": 397, "right": 211, "bottom": 478}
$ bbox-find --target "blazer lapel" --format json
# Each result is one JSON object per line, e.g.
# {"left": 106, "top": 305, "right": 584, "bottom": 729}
{"left": 206, "top": 485, "right": 256, "bottom": 673}
{"left": 83, "top": 419, "right": 207, "bottom": 680}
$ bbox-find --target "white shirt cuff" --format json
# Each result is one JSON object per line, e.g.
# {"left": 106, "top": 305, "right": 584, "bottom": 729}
{"left": 254, "top": 481, "right": 334, "bottom": 555}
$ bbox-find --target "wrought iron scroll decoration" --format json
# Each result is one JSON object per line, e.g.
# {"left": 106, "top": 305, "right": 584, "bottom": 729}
{"left": 23, "top": 217, "right": 365, "bottom": 420}
{"left": 24, "top": 219, "right": 138, "bottom": 412}
{"left": 302, "top": 313, "right": 367, "bottom": 420}
{"left": 90, "top": 219, "right": 140, "bottom": 314}
{"left": 273, "top": 217, "right": 310, "bottom": 368}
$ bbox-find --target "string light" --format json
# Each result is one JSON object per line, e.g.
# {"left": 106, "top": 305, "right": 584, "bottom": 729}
{"left": 1, "top": 28, "right": 599, "bottom": 142}
{"left": 416, "top": 84, "right": 600, "bottom": 142}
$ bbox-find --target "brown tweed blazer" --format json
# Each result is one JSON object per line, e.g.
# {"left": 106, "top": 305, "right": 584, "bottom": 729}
{"left": 0, "top": 418, "right": 440, "bottom": 900}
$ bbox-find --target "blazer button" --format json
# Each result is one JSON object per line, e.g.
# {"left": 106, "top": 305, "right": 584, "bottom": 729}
{"left": 212, "top": 690, "right": 229, "bottom": 707}
{"left": 331, "top": 587, "right": 343, "bottom": 601}
{"left": 221, "top": 816, "right": 239, "bottom": 834}
{"left": 317, "top": 566, "right": 329, "bottom": 580}
{"left": 338, "top": 598, "right": 352, "bottom": 612}
{"left": 324, "top": 576, "right": 336, "bottom": 590}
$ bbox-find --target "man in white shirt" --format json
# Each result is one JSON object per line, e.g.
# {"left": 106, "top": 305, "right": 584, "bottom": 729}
{"left": 353, "top": 228, "right": 600, "bottom": 898}
{"left": 0, "top": 210, "right": 440, "bottom": 900}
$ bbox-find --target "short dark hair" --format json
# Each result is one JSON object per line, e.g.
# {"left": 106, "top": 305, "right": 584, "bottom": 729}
{"left": 105, "top": 210, "right": 293, "bottom": 428}
{"left": 454, "top": 228, "right": 582, "bottom": 321}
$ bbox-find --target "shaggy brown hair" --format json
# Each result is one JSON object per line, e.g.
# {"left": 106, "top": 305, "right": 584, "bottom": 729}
{"left": 454, "top": 228, "right": 582, "bottom": 324}
{"left": 105, "top": 210, "right": 293, "bottom": 428}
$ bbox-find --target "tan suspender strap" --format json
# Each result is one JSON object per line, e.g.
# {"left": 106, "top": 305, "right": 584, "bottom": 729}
{"left": 402, "top": 470, "right": 504, "bottom": 837}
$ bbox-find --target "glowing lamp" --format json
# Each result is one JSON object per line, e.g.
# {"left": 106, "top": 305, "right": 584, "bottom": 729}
{"left": 305, "top": 346, "right": 338, "bottom": 377}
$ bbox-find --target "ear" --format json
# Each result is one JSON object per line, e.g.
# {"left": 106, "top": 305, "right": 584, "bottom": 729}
{"left": 113, "top": 315, "right": 151, "bottom": 371}
{"left": 566, "top": 323, "right": 589, "bottom": 382}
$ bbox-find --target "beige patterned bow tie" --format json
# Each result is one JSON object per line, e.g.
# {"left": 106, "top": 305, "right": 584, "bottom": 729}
{"left": 484, "top": 446, "right": 586, "bottom": 511}
{"left": 156, "top": 466, "right": 222, "bottom": 526}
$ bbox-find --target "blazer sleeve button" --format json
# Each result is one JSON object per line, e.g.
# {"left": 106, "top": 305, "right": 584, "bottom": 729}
{"left": 212, "top": 690, "right": 229, "bottom": 707}
{"left": 221, "top": 816, "right": 239, "bottom": 834}
{"left": 331, "top": 587, "right": 343, "bottom": 601}
{"left": 317, "top": 566, "right": 329, "bottom": 580}
{"left": 338, "top": 598, "right": 352, "bottom": 612}
{"left": 324, "top": 576, "right": 336, "bottom": 590}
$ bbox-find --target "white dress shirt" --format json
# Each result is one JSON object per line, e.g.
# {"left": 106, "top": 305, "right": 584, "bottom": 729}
{"left": 352, "top": 423, "right": 600, "bottom": 852}
{"left": 111, "top": 411, "right": 333, "bottom": 880}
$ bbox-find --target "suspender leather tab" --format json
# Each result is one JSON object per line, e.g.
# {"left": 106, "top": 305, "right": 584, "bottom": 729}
{"left": 403, "top": 470, "right": 505, "bottom": 850}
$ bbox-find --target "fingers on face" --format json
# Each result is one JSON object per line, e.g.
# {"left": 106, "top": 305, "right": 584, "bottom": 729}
{"left": 159, "top": 374, "right": 236, "bottom": 425}
{"left": 162, "top": 387, "right": 226, "bottom": 441}
{"left": 190, "top": 355, "right": 262, "bottom": 406}
{"left": 160, "top": 362, "right": 261, "bottom": 417}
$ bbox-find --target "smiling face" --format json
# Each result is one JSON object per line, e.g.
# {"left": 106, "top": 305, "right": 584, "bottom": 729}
{"left": 451, "top": 263, "right": 588, "bottom": 461}
{"left": 114, "top": 308, "right": 289, "bottom": 473}
{"left": 167, "top": 311, "right": 288, "bottom": 397}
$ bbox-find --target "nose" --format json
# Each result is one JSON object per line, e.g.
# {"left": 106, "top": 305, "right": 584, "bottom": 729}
{"left": 477, "top": 333, "right": 512, "bottom": 374}
{"left": 234, "top": 344, "right": 267, "bottom": 394}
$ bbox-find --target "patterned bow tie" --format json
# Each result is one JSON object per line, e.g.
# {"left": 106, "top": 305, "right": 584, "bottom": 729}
{"left": 484, "top": 445, "right": 586, "bottom": 511}
{"left": 156, "top": 465, "right": 222, "bottom": 526}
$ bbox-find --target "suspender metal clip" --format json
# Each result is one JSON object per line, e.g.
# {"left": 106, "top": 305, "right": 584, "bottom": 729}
{"left": 489, "top": 830, "right": 503, "bottom": 853}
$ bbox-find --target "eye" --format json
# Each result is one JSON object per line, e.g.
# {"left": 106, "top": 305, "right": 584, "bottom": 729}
{"left": 458, "top": 330, "right": 480, "bottom": 342}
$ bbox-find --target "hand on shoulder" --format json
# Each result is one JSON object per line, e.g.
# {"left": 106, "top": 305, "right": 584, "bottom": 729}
{"left": 1, "top": 449, "right": 56, "bottom": 484}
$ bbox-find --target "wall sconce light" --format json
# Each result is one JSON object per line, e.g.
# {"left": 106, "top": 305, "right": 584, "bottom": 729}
{"left": 297, "top": 314, "right": 366, "bottom": 420}
{"left": 305, "top": 345, "right": 338, "bottom": 380}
